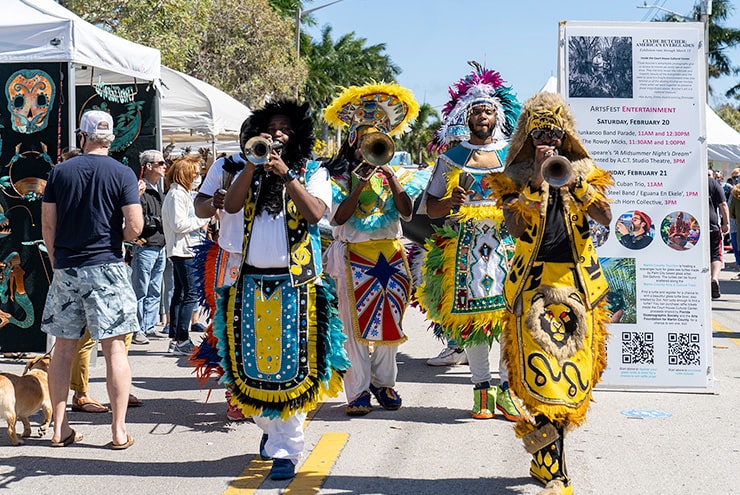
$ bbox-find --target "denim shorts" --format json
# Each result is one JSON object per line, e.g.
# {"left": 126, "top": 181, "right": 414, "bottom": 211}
{"left": 41, "top": 262, "right": 139, "bottom": 341}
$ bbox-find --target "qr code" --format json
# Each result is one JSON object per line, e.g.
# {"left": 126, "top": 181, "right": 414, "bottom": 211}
{"left": 621, "top": 331, "right": 654, "bottom": 364}
{"left": 667, "top": 333, "right": 701, "bottom": 366}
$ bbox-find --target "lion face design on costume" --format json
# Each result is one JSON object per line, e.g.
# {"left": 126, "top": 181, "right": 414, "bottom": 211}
{"left": 526, "top": 287, "right": 587, "bottom": 363}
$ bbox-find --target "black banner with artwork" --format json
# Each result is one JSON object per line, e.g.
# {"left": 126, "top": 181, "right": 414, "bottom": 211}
{"left": 76, "top": 79, "right": 157, "bottom": 178}
{"left": 0, "top": 62, "right": 68, "bottom": 353}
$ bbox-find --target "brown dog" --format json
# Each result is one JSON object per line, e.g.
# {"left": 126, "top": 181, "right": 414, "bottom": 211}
{"left": 0, "top": 354, "right": 52, "bottom": 445}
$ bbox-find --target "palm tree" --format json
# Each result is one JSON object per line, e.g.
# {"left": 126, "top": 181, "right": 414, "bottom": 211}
{"left": 301, "top": 25, "right": 400, "bottom": 142}
{"left": 395, "top": 103, "right": 441, "bottom": 166}
{"left": 657, "top": 0, "right": 740, "bottom": 97}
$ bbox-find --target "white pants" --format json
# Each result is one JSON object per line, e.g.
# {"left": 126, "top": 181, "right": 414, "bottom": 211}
{"left": 253, "top": 412, "right": 307, "bottom": 463}
{"left": 465, "top": 341, "right": 509, "bottom": 386}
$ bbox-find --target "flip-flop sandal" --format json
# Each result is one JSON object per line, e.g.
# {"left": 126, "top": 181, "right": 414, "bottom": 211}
{"left": 128, "top": 394, "right": 144, "bottom": 407}
{"left": 71, "top": 396, "right": 109, "bottom": 413}
{"left": 111, "top": 434, "right": 135, "bottom": 450}
{"left": 51, "top": 429, "right": 83, "bottom": 447}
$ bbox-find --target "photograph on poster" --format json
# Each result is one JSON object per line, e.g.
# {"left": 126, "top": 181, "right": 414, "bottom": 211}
{"left": 615, "top": 210, "right": 654, "bottom": 250}
{"left": 568, "top": 36, "right": 633, "bottom": 98}
{"left": 661, "top": 210, "right": 699, "bottom": 251}
{"left": 600, "top": 257, "right": 636, "bottom": 324}
{"left": 589, "top": 218, "right": 610, "bottom": 248}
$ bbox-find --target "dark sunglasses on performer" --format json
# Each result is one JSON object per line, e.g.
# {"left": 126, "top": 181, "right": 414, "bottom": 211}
{"left": 531, "top": 127, "right": 565, "bottom": 141}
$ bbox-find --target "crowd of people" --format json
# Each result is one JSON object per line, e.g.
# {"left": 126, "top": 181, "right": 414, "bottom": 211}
{"left": 36, "top": 64, "right": 620, "bottom": 494}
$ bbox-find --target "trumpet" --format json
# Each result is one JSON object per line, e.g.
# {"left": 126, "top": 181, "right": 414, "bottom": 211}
{"left": 244, "top": 136, "right": 283, "bottom": 165}
{"left": 541, "top": 151, "right": 574, "bottom": 187}
{"left": 352, "top": 132, "right": 395, "bottom": 181}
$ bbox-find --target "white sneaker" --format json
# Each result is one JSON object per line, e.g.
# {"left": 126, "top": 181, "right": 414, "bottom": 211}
{"left": 132, "top": 332, "right": 150, "bottom": 345}
{"left": 167, "top": 340, "right": 177, "bottom": 353}
{"left": 426, "top": 346, "right": 468, "bottom": 366}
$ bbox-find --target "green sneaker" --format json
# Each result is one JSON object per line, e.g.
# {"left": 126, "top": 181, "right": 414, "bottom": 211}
{"left": 495, "top": 383, "right": 529, "bottom": 421}
{"left": 471, "top": 384, "right": 495, "bottom": 419}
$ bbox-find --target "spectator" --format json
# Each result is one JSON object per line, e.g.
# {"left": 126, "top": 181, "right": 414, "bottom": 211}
{"left": 42, "top": 110, "right": 142, "bottom": 449}
{"left": 161, "top": 155, "right": 209, "bottom": 355}
{"left": 131, "top": 150, "right": 167, "bottom": 345}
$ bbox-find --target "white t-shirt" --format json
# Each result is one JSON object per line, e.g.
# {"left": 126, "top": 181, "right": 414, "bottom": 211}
{"left": 200, "top": 156, "right": 243, "bottom": 254}
{"left": 246, "top": 166, "right": 331, "bottom": 269}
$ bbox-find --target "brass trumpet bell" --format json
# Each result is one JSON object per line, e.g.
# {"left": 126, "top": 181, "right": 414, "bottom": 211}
{"left": 360, "top": 132, "right": 395, "bottom": 167}
{"left": 541, "top": 154, "right": 574, "bottom": 187}
{"left": 244, "top": 136, "right": 283, "bottom": 165}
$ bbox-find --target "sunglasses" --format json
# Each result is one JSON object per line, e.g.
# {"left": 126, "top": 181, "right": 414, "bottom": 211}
{"left": 150, "top": 161, "right": 167, "bottom": 167}
{"left": 530, "top": 128, "right": 565, "bottom": 141}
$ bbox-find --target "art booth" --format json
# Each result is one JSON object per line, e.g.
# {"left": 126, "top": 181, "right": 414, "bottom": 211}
{"left": 0, "top": 0, "right": 161, "bottom": 353}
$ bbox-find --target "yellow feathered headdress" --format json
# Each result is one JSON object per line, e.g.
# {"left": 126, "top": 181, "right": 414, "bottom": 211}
{"left": 324, "top": 82, "right": 420, "bottom": 145}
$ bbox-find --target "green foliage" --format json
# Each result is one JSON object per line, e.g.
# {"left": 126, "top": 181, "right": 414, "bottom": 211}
{"left": 657, "top": 0, "right": 740, "bottom": 98}
{"left": 395, "top": 103, "right": 441, "bottom": 166}
{"left": 301, "top": 25, "right": 400, "bottom": 112}
{"left": 715, "top": 103, "right": 740, "bottom": 131}
{"left": 59, "top": 0, "right": 307, "bottom": 107}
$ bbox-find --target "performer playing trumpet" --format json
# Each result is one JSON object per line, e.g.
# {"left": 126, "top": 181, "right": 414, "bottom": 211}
{"left": 323, "top": 82, "right": 427, "bottom": 416}
{"left": 489, "top": 92, "right": 613, "bottom": 495}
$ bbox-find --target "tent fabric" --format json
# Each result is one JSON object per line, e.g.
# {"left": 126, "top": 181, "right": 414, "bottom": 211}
{"left": 539, "top": 77, "right": 740, "bottom": 165}
{"left": 159, "top": 66, "right": 251, "bottom": 140}
{"left": 0, "top": 0, "right": 160, "bottom": 81}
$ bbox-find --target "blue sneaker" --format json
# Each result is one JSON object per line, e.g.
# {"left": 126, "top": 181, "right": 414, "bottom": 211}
{"left": 345, "top": 390, "right": 373, "bottom": 416}
{"left": 259, "top": 433, "right": 270, "bottom": 460}
{"left": 269, "top": 458, "right": 296, "bottom": 480}
{"left": 369, "top": 384, "right": 402, "bottom": 410}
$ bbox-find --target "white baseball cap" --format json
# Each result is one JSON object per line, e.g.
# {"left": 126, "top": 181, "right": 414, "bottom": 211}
{"left": 76, "top": 110, "right": 114, "bottom": 135}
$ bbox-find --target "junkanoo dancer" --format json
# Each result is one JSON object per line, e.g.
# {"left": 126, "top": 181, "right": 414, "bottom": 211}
{"left": 216, "top": 99, "right": 349, "bottom": 480}
{"left": 415, "top": 65, "right": 527, "bottom": 421}
{"left": 489, "top": 91, "right": 613, "bottom": 495}
{"left": 323, "top": 82, "right": 427, "bottom": 415}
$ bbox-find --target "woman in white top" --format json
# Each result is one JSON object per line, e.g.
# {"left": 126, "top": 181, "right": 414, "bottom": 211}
{"left": 161, "top": 155, "right": 209, "bottom": 354}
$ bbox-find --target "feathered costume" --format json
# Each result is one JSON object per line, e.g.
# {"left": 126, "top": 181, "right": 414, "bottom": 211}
{"left": 192, "top": 100, "right": 349, "bottom": 421}
{"left": 415, "top": 68, "right": 521, "bottom": 348}
{"left": 323, "top": 82, "right": 424, "bottom": 409}
{"left": 488, "top": 91, "right": 613, "bottom": 493}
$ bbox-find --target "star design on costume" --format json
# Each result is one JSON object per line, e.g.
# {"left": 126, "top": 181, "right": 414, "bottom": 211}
{"left": 364, "top": 252, "right": 399, "bottom": 289}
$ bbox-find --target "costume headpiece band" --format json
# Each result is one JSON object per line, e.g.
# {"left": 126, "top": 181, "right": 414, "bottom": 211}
{"left": 324, "top": 82, "right": 419, "bottom": 145}
{"left": 526, "top": 106, "right": 564, "bottom": 133}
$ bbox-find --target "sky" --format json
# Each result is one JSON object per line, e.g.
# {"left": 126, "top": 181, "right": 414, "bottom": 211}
{"left": 303, "top": 0, "right": 739, "bottom": 112}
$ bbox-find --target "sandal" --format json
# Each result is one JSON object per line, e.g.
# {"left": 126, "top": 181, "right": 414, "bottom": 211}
{"left": 51, "top": 429, "right": 83, "bottom": 447}
{"left": 71, "top": 396, "right": 109, "bottom": 413}
{"left": 128, "top": 394, "right": 144, "bottom": 407}
{"left": 111, "top": 434, "right": 135, "bottom": 450}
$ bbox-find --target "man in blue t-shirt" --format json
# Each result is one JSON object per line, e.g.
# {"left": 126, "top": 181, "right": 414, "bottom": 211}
{"left": 41, "top": 110, "right": 143, "bottom": 449}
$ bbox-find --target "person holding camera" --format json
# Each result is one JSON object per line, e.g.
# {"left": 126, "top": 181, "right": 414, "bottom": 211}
{"left": 323, "top": 83, "right": 425, "bottom": 416}
{"left": 130, "top": 150, "right": 168, "bottom": 345}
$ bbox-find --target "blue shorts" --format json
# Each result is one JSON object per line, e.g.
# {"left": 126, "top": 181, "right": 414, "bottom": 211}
{"left": 41, "top": 262, "right": 138, "bottom": 341}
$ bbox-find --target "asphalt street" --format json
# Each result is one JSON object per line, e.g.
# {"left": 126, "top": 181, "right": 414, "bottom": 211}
{"left": 1, "top": 267, "right": 739, "bottom": 495}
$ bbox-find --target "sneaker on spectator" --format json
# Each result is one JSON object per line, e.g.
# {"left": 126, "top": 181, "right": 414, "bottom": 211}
{"left": 225, "top": 390, "right": 247, "bottom": 422}
{"left": 172, "top": 340, "right": 195, "bottom": 355}
{"left": 191, "top": 322, "right": 207, "bottom": 333}
{"left": 167, "top": 340, "right": 176, "bottom": 353}
{"left": 160, "top": 324, "right": 170, "bottom": 336}
{"left": 132, "top": 332, "right": 150, "bottom": 345}
{"left": 426, "top": 346, "right": 468, "bottom": 366}
{"left": 144, "top": 329, "right": 162, "bottom": 338}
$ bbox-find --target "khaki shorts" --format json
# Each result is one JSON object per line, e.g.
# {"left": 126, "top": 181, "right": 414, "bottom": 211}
{"left": 41, "top": 262, "right": 138, "bottom": 341}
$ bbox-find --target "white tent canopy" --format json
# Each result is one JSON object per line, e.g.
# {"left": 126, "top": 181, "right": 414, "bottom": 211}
{"left": 159, "top": 66, "right": 251, "bottom": 142}
{"left": 0, "top": 0, "right": 160, "bottom": 82}
{"left": 539, "top": 77, "right": 740, "bottom": 165}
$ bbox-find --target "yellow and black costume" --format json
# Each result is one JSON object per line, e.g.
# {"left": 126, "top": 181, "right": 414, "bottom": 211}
{"left": 488, "top": 92, "right": 613, "bottom": 494}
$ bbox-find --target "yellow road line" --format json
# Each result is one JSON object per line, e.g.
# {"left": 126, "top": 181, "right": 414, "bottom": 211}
{"left": 285, "top": 432, "right": 349, "bottom": 494}
{"left": 223, "top": 460, "right": 271, "bottom": 495}
{"left": 712, "top": 319, "right": 740, "bottom": 346}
